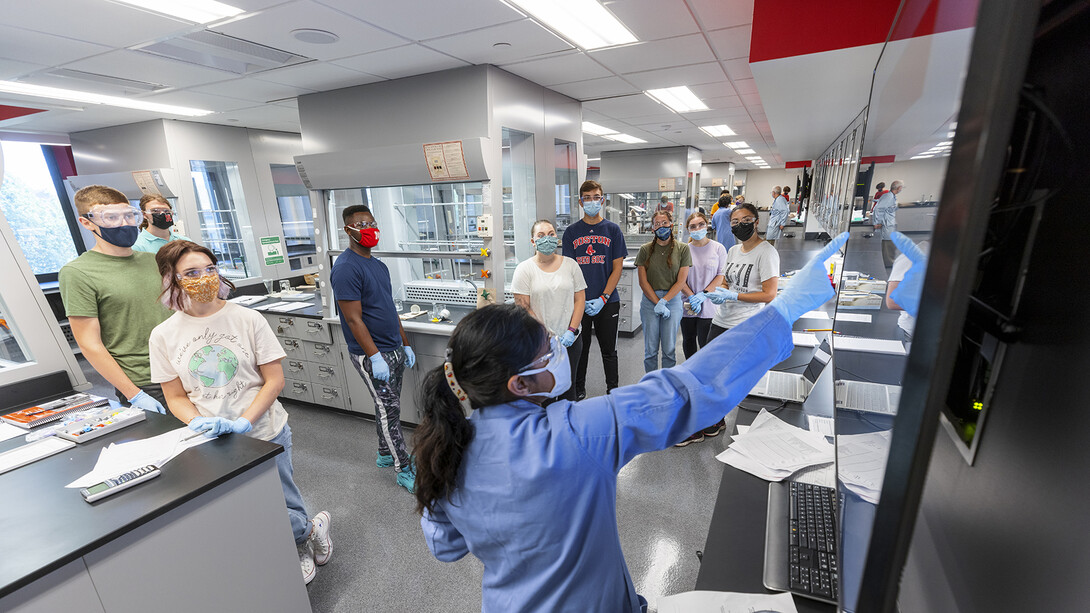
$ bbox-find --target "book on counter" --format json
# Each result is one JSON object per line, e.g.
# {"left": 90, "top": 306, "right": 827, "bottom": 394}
{"left": 1, "top": 393, "right": 110, "bottom": 429}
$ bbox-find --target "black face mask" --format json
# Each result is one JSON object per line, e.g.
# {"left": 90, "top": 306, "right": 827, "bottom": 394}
{"left": 150, "top": 211, "right": 174, "bottom": 229}
{"left": 731, "top": 222, "right": 755, "bottom": 241}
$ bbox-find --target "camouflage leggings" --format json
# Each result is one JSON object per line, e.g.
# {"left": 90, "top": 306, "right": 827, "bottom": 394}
{"left": 349, "top": 348, "right": 411, "bottom": 472}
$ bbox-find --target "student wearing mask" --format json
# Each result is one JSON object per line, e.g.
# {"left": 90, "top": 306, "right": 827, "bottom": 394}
{"left": 562, "top": 180, "right": 628, "bottom": 400}
{"left": 711, "top": 191, "right": 736, "bottom": 250}
{"left": 412, "top": 234, "right": 848, "bottom": 612}
{"left": 148, "top": 240, "right": 333, "bottom": 585}
{"left": 635, "top": 211, "right": 691, "bottom": 373}
{"left": 766, "top": 186, "right": 791, "bottom": 245}
{"left": 330, "top": 205, "right": 417, "bottom": 493}
{"left": 59, "top": 185, "right": 172, "bottom": 414}
{"left": 680, "top": 212, "right": 727, "bottom": 360}
{"left": 511, "top": 219, "right": 587, "bottom": 402}
{"left": 132, "top": 194, "right": 191, "bottom": 253}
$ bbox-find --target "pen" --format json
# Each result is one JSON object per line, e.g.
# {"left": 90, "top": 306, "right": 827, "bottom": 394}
{"left": 182, "top": 429, "right": 210, "bottom": 442}
{"left": 803, "top": 329, "right": 840, "bottom": 333}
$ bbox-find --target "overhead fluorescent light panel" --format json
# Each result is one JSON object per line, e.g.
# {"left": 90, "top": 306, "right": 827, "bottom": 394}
{"left": 0, "top": 80, "right": 213, "bottom": 116}
{"left": 700, "top": 124, "right": 734, "bottom": 137}
{"left": 506, "top": 0, "right": 637, "bottom": 50}
{"left": 110, "top": 0, "right": 244, "bottom": 24}
{"left": 725, "top": 141, "right": 748, "bottom": 149}
{"left": 645, "top": 86, "right": 707, "bottom": 113}
{"left": 735, "top": 148, "right": 756, "bottom": 154}
{"left": 603, "top": 133, "right": 646, "bottom": 144}
{"left": 582, "top": 121, "right": 618, "bottom": 136}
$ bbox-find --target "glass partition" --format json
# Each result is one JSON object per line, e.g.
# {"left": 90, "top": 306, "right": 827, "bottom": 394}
{"left": 190, "top": 160, "right": 257, "bottom": 280}
{"left": 0, "top": 294, "right": 32, "bottom": 370}
{"left": 605, "top": 190, "right": 684, "bottom": 248}
{"left": 554, "top": 141, "right": 577, "bottom": 235}
{"left": 502, "top": 128, "right": 535, "bottom": 278}
{"left": 270, "top": 164, "right": 316, "bottom": 271}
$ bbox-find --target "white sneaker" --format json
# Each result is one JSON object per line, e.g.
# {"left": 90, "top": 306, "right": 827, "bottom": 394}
{"left": 298, "top": 541, "right": 316, "bottom": 585}
{"left": 309, "top": 511, "right": 333, "bottom": 566}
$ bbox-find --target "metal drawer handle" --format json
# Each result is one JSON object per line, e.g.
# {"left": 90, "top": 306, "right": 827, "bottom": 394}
{"left": 289, "top": 362, "right": 304, "bottom": 372}
{"left": 306, "top": 322, "right": 323, "bottom": 333}
{"left": 279, "top": 317, "right": 293, "bottom": 324}
{"left": 293, "top": 383, "right": 308, "bottom": 393}
{"left": 318, "top": 367, "right": 333, "bottom": 378}
{"left": 321, "top": 392, "right": 338, "bottom": 400}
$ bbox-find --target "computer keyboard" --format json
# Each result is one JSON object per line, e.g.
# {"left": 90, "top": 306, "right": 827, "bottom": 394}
{"left": 845, "top": 382, "right": 888, "bottom": 412}
{"left": 767, "top": 371, "right": 800, "bottom": 398}
{"left": 788, "top": 482, "right": 839, "bottom": 600}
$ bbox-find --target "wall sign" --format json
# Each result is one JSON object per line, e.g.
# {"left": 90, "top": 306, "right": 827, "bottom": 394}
{"left": 261, "top": 236, "right": 285, "bottom": 265}
{"left": 424, "top": 141, "right": 469, "bottom": 181}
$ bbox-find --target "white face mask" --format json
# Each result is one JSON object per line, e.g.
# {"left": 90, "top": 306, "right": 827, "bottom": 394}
{"left": 518, "top": 336, "right": 572, "bottom": 398}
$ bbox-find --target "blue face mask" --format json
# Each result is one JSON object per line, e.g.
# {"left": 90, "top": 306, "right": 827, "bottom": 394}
{"left": 94, "top": 225, "right": 140, "bottom": 248}
{"left": 690, "top": 228, "right": 707, "bottom": 241}
{"left": 655, "top": 226, "right": 673, "bottom": 241}
{"left": 582, "top": 199, "right": 603, "bottom": 217}
{"left": 534, "top": 235, "right": 559, "bottom": 255}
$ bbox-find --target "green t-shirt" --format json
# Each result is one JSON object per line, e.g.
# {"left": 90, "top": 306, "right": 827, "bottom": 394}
{"left": 635, "top": 240, "right": 692, "bottom": 291}
{"left": 59, "top": 250, "right": 172, "bottom": 387}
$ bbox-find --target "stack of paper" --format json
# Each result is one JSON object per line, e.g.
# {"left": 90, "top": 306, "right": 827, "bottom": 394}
{"left": 715, "top": 410, "right": 834, "bottom": 481}
{"left": 836, "top": 430, "right": 892, "bottom": 503}
{"left": 66, "top": 427, "right": 216, "bottom": 488}
{"left": 658, "top": 590, "right": 799, "bottom": 613}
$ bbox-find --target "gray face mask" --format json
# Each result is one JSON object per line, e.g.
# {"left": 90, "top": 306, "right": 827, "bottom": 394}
{"left": 534, "top": 235, "right": 559, "bottom": 255}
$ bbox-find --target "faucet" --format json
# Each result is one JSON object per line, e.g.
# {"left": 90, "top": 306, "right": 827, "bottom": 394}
{"left": 460, "top": 273, "right": 478, "bottom": 298}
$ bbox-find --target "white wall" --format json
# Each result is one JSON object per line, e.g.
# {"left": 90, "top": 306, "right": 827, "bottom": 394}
{"left": 867, "top": 157, "right": 949, "bottom": 203}
{"left": 742, "top": 168, "right": 803, "bottom": 209}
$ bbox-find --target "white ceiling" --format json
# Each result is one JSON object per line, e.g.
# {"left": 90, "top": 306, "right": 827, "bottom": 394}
{"left": 0, "top": 0, "right": 971, "bottom": 168}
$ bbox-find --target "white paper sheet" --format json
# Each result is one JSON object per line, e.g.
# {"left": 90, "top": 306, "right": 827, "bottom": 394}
{"left": 253, "top": 301, "right": 292, "bottom": 311}
{"left": 266, "top": 302, "right": 311, "bottom": 312}
{"left": 791, "top": 332, "right": 818, "bottom": 347}
{"left": 658, "top": 590, "right": 800, "bottom": 613}
{"left": 228, "top": 295, "right": 266, "bottom": 305}
{"left": 716, "top": 447, "right": 794, "bottom": 481}
{"left": 801, "top": 310, "right": 830, "bottom": 319}
{"left": 718, "top": 410, "right": 833, "bottom": 478}
{"left": 835, "top": 312, "right": 873, "bottom": 323}
{"left": 66, "top": 427, "right": 216, "bottom": 488}
{"left": 836, "top": 431, "right": 892, "bottom": 503}
{"left": 806, "top": 415, "right": 835, "bottom": 437}
{"left": 792, "top": 464, "right": 837, "bottom": 488}
{"left": 0, "top": 422, "right": 26, "bottom": 443}
{"left": 833, "top": 336, "right": 907, "bottom": 355}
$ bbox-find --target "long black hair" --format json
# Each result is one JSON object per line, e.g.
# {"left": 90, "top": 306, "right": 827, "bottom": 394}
{"left": 414, "top": 304, "right": 547, "bottom": 515}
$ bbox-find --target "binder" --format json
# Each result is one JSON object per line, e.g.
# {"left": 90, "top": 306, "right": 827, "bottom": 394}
{"left": 1, "top": 393, "right": 109, "bottom": 429}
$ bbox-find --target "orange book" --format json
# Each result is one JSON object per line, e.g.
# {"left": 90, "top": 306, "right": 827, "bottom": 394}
{"left": 2, "top": 393, "right": 108, "bottom": 429}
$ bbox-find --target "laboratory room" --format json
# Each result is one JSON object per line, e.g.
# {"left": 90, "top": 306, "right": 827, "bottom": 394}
{"left": 1, "top": 1, "right": 1087, "bottom": 612}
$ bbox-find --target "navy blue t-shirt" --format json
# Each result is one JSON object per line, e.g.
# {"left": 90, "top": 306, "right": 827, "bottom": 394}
{"left": 562, "top": 218, "right": 628, "bottom": 303}
{"left": 330, "top": 249, "right": 402, "bottom": 354}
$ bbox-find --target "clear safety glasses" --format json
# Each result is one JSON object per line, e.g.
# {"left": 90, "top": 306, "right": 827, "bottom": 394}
{"left": 517, "top": 335, "right": 563, "bottom": 374}
{"left": 176, "top": 265, "right": 220, "bottom": 281}
{"left": 84, "top": 205, "right": 143, "bottom": 228}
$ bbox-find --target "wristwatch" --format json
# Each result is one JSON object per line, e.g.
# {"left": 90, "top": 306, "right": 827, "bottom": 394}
{"left": 600, "top": 292, "right": 610, "bottom": 302}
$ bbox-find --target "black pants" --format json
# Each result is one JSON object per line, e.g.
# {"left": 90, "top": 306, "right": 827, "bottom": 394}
{"left": 546, "top": 334, "right": 583, "bottom": 405}
{"left": 881, "top": 239, "right": 898, "bottom": 270}
{"left": 708, "top": 323, "right": 730, "bottom": 342}
{"left": 575, "top": 300, "right": 621, "bottom": 395}
{"left": 680, "top": 317, "right": 713, "bottom": 359}
{"left": 114, "top": 383, "right": 167, "bottom": 408}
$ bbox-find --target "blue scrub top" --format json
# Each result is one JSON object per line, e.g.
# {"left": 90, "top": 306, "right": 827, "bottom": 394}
{"left": 872, "top": 191, "right": 898, "bottom": 239}
{"left": 131, "top": 228, "right": 191, "bottom": 253}
{"left": 766, "top": 196, "right": 790, "bottom": 239}
{"left": 421, "top": 307, "right": 793, "bottom": 612}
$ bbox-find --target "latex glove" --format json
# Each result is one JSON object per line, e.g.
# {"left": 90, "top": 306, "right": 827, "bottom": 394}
{"left": 403, "top": 345, "right": 416, "bottom": 369}
{"left": 707, "top": 287, "right": 739, "bottom": 304}
{"left": 128, "top": 390, "right": 166, "bottom": 414}
{"left": 654, "top": 298, "right": 671, "bottom": 319}
{"left": 889, "top": 232, "right": 926, "bottom": 318}
{"left": 228, "top": 417, "right": 253, "bottom": 435}
{"left": 769, "top": 232, "right": 849, "bottom": 323}
{"left": 687, "top": 292, "right": 707, "bottom": 312}
{"left": 584, "top": 297, "right": 605, "bottom": 316}
{"left": 560, "top": 330, "right": 576, "bottom": 347}
{"left": 369, "top": 353, "right": 391, "bottom": 382}
{"left": 188, "top": 416, "right": 218, "bottom": 434}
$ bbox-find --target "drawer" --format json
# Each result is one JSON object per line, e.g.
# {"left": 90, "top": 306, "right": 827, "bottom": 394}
{"left": 616, "top": 282, "right": 632, "bottom": 298}
{"left": 270, "top": 315, "right": 299, "bottom": 338}
{"left": 283, "top": 379, "right": 313, "bottom": 404}
{"left": 303, "top": 340, "right": 338, "bottom": 365}
{"left": 409, "top": 332, "right": 449, "bottom": 358}
{"left": 619, "top": 300, "right": 633, "bottom": 317}
{"left": 281, "top": 338, "right": 305, "bottom": 361}
{"left": 310, "top": 363, "right": 345, "bottom": 388}
{"left": 313, "top": 385, "right": 346, "bottom": 410}
{"left": 298, "top": 318, "right": 333, "bottom": 343}
{"left": 284, "top": 359, "right": 311, "bottom": 380}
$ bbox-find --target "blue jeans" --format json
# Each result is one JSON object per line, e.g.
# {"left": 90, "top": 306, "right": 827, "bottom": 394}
{"left": 270, "top": 424, "right": 312, "bottom": 545}
{"left": 640, "top": 291, "right": 683, "bottom": 373}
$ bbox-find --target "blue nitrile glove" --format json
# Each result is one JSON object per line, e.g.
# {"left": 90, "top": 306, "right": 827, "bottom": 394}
{"left": 188, "top": 416, "right": 219, "bottom": 434}
{"left": 654, "top": 298, "right": 671, "bottom": 318}
{"left": 369, "top": 353, "right": 391, "bottom": 382}
{"left": 687, "top": 292, "right": 707, "bottom": 312}
{"left": 228, "top": 417, "right": 252, "bottom": 435}
{"left": 584, "top": 297, "right": 605, "bottom": 316}
{"left": 770, "top": 232, "right": 849, "bottom": 323}
{"left": 128, "top": 390, "right": 166, "bottom": 414}
{"left": 889, "top": 232, "right": 926, "bottom": 318}
{"left": 560, "top": 330, "right": 576, "bottom": 347}
{"left": 707, "top": 287, "right": 739, "bottom": 304}
{"left": 403, "top": 345, "right": 416, "bottom": 369}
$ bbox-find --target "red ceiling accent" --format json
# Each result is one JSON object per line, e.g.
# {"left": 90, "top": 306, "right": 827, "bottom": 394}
{"left": 751, "top": 0, "right": 979, "bottom": 63}
{"left": 0, "top": 104, "right": 47, "bottom": 122}
{"left": 47, "top": 145, "right": 77, "bottom": 179}
{"left": 860, "top": 155, "right": 897, "bottom": 165}
{"left": 785, "top": 160, "right": 812, "bottom": 168}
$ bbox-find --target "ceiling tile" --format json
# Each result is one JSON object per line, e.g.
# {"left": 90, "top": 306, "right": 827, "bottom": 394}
{"left": 136, "top": 90, "right": 259, "bottom": 113}
{"left": 317, "top": 0, "right": 525, "bottom": 42}
{"left": 200, "top": 103, "right": 301, "bottom": 125}
{"left": 331, "top": 44, "right": 469, "bottom": 80}
{"left": 213, "top": 0, "right": 407, "bottom": 62}
{"left": 64, "top": 50, "right": 240, "bottom": 89}
{"left": 688, "top": 0, "right": 754, "bottom": 30}
{"left": 691, "top": 82, "right": 739, "bottom": 99}
{"left": 732, "top": 78, "right": 758, "bottom": 94}
{"left": 501, "top": 52, "right": 612, "bottom": 87}
{"left": 589, "top": 34, "right": 715, "bottom": 74}
{"left": 740, "top": 91, "right": 763, "bottom": 105}
{"left": 0, "top": 58, "right": 47, "bottom": 81}
{"left": 624, "top": 112, "right": 690, "bottom": 127}
{"left": 583, "top": 94, "right": 671, "bottom": 119}
{"left": 548, "top": 76, "right": 640, "bottom": 101}
{"left": 0, "top": 25, "right": 111, "bottom": 67}
{"left": 1, "top": 0, "right": 193, "bottom": 48}
{"left": 425, "top": 19, "right": 573, "bottom": 65}
{"left": 621, "top": 62, "right": 724, "bottom": 90}
{"left": 601, "top": 0, "right": 701, "bottom": 40}
{"left": 706, "top": 25, "right": 751, "bottom": 60}
{"left": 190, "top": 78, "right": 317, "bottom": 103}
{"left": 701, "top": 95, "right": 744, "bottom": 109}
{"left": 253, "top": 62, "right": 384, "bottom": 90}
{"left": 721, "top": 57, "right": 753, "bottom": 81}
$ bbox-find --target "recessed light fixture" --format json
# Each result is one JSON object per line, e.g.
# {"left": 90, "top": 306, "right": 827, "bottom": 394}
{"left": 582, "top": 121, "right": 618, "bottom": 136}
{"left": 603, "top": 133, "right": 646, "bottom": 144}
{"left": 292, "top": 29, "right": 340, "bottom": 44}
{"left": 735, "top": 148, "right": 756, "bottom": 155}
{"left": 111, "top": 0, "right": 244, "bottom": 24}
{"left": 699, "top": 124, "right": 735, "bottom": 137}
{"left": 586, "top": 157, "right": 600, "bottom": 161}
{"left": 937, "top": 141, "right": 953, "bottom": 146}
{"left": 724, "top": 141, "right": 748, "bottom": 149}
{"left": 0, "top": 80, "right": 213, "bottom": 116}
{"left": 950, "top": 122, "right": 957, "bottom": 129}
{"left": 505, "top": 0, "right": 637, "bottom": 50}
{"left": 645, "top": 86, "right": 708, "bottom": 113}
{"left": 746, "top": 156, "right": 763, "bottom": 161}
{"left": 911, "top": 155, "right": 934, "bottom": 159}
{"left": 947, "top": 131, "right": 955, "bottom": 138}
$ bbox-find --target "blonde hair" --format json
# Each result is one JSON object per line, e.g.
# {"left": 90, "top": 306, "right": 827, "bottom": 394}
{"left": 73, "top": 185, "right": 127, "bottom": 215}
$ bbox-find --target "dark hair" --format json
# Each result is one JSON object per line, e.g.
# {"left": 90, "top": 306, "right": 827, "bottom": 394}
{"left": 783, "top": 186, "right": 791, "bottom": 196}
{"left": 138, "top": 194, "right": 170, "bottom": 230}
{"left": 341, "top": 204, "right": 372, "bottom": 224}
{"left": 530, "top": 219, "right": 555, "bottom": 236}
{"left": 732, "top": 202, "right": 760, "bottom": 221}
{"left": 718, "top": 193, "right": 732, "bottom": 207}
{"left": 875, "top": 182, "right": 886, "bottom": 191}
{"left": 414, "top": 304, "right": 547, "bottom": 515}
{"left": 644, "top": 210, "right": 676, "bottom": 267}
{"left": 720, "top": 189, "right": 731, "bottom": 197}
{"left": 155, "top": 240, "right": 236, "bottom": 311}
{"left": 579, "top": 180, "right": 602, "bottom": 196}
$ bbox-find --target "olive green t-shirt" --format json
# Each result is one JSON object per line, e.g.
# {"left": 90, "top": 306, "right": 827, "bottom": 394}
{"left": 59, "top": 250, "right": 172, "bottom": 387}
{"left": 635, "top": 240, "right": 692, "bottom": 291}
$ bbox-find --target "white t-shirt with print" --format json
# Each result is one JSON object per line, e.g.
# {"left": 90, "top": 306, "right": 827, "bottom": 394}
{"left": 511, "top": 256, "right": 588, "bottom": 337}
{"left": 712, "top": 240, "right": 780, "bottom": 329}
{"left": 150, "top": 302, "right": 288, "bottom": 442}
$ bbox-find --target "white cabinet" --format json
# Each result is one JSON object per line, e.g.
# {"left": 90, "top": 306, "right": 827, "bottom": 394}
{"left": 262, "top": 313, "right": 347, "bottom": 413}
{"left": 617, "top": 266, "right": 642, "bottom": 335}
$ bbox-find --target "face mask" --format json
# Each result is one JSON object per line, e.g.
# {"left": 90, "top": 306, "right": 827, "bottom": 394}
{"left": 519, "top": 336, "right": 571, "bottom": 398}
{"left": 150, "top": 211, "right": 174, "bottom": 230}
{"left": 534, "top": 235, "right": 559, "bottom": 255}
{"left": 655, "top": 226, "right": 673, "bottom": 241}
{"left": 348, "top": 227, "right": 380, "bottom": 248}
{"left": 582, "top": 199, "right": 603, "bottom": 216}
{"left": 94, "top": 225, "right": 140, "bottom": 248}
{"left": 732, "top": 221, "right": 755, "bottom": 241}
{"left": 179, "top": 274, "right": 220, "bottom": 303}
{"left": 690, "top": 228, "right": 707, "bottom": 241}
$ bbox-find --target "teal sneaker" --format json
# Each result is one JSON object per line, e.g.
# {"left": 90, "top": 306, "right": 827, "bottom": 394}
{"left": 396, "top": 466, "right": 416, "bottom": 493}
{"left": 376, "top": 452, "right": 394, "bottom": 468}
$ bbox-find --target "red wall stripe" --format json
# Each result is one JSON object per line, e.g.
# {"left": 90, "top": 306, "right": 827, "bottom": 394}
{"left": 0, "top": 104, "right": 47, "bottom": 122}
{"left": 785, "top": 160, "right": 812, "bottom": 168}
{"left": 860, "top": 155, "right": 897, "bottom": 165}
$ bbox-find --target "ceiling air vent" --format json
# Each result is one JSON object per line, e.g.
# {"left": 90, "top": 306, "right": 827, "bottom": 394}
{"left": 19, "top": 68, "right": 166, "bottom": 96}
{"left": 135, "top": 30, "right": 310, "bottom": 75}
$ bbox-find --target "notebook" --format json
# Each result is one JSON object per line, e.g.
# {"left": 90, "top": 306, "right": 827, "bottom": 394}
{"left": 1, "top": 393, "right": 109, "bottom": 429}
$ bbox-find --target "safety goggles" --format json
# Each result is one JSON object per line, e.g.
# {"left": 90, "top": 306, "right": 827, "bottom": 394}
{"left": 84, "top": 205, "right": 143, "bottom": 228}
{"left": 517, "top": 335, "right": 563, "bottom": 374}
{"left": 176, "top": 265, "right": 219, "bottom": 280}
{"left": 345, "top": 221, "right": 378, "bottom": 230}
{"left": 579, "top": 195, "right": 605, "bottom": 204}
{"left": 730, "top": 217, "right": 758, "bottom": 226}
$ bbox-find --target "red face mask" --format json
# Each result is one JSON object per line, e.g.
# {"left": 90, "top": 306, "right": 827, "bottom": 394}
{"left": 351, "top": 227, "right": 380, "bottom": 248}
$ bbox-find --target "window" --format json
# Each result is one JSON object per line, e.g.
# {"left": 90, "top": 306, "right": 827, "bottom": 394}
{"left": 190, "top": 160, "right": 256, "bottom": 279}
{"left": 554, "top": 141, "right": 577, "bottom": 235}
{"left": 0, "top": 293, "right": 32, "bottom": 369}
{"left": 270, "top": 164, "right": 316, "bottom": 270}
{"left": 0, "top": 141, "right": 82, "bottom": 280}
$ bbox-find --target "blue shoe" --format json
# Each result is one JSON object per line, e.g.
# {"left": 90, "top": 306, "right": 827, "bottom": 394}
{"left": 396, "top": 466, "right": 416, "bottom": 493}
{"left": 376, "top": 452, "right": 394, "bottom": 468}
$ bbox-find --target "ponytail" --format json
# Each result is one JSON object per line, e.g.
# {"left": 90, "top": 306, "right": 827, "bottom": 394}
{"left": 414, "top": 367, "right": 475, "bottom": 515}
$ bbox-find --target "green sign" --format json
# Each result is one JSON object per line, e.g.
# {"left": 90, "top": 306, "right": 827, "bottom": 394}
{"left": 260, "top": 235, "right": 285, "bottom": 265}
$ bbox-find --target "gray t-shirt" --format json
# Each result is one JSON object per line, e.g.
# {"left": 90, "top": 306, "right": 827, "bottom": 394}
{"left": 712, "top": 241, "right": 780, "bottom": 328}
